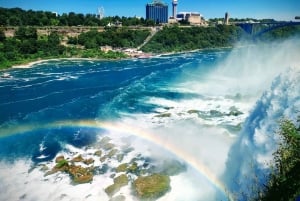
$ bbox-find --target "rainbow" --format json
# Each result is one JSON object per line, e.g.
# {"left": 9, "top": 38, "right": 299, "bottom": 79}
{"left": 0, "top": 119, "right": 234, "bottom": 201}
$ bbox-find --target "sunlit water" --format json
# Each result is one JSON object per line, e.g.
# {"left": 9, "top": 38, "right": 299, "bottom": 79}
{"left": 0, "top": 39, "right": 299, "bottom": 201}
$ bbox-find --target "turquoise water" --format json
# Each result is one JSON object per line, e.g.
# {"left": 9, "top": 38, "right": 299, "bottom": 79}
{"left": 0, "top": 42, "right": 299, "bottom": 201}
{"left": 0, "top": 51, "right": 224, "bottom": 160}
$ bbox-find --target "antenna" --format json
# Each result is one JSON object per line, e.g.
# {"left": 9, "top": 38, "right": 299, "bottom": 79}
{"left": 98, "top": 7, "right": 104, "bottom": 19}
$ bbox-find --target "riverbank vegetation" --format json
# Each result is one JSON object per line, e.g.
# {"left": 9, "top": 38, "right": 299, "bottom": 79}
{"left": 1, "top": 26, "right": 153, "bottom": 69}
{"left": 0, "top": 27, "right": 63, "bottom": 69}
{"left": 257, "top": 117, "right": 300, "bottom": 201}
{"left": 258, "top": 25, "right": 300, "bottom": 41}
{"left": 141, "top": 25, "right": 244, "bottom": 53}
{"left": 68, "top": 27, "right": 150, "bottom": 48}
{"left": 1, "top": 7, "right": 300, "bottom": 69}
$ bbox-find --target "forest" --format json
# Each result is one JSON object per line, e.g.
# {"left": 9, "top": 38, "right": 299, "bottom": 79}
{"left": 0, "top": 7, "right": 155, "bottom": 27}
{"left": 0, "top": 26, "right": 151, "bottom": 69}
{"left": 68, "top": 28, "right": 150, "bottom": 48}
{"left": 141, "top": 25, "right": 245, "bottom": 53}
{"left": 0, "top": 27, "right": 63, "bottom": 68}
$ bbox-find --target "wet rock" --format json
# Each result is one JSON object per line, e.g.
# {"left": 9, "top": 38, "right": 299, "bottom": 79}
{"left": 154, "top": 113, "right": 171, "bottom": 118}
{"left": 103, "top": 143, "right": 115, "bottom": 150}
{"left": 122, "top": 147, "right": 134, "bottom": 154}
{"left": 72, "top": 154, "right": 84, "bottom": 162}
{"left": 99, "top": 136, "right": 111, "bottom": 145}
{"left": 98, "top": 137, "right": 115, "bottom": 150}
{"left": 100, "top": 156, "right": 107, "bottom": 162}
{"left": 105, "top": 174, "right": 128, "bottom": 197}
{"left": 127, "top": 162, "right": 138, "bottom": 174}
{"left": 116, "top": 154, "right": 124, "bottom": 162}
{"left": 40, "top": 165, "right": 49, "bottom": 172}
{"left": 55, "top": 155, "right": 65, "bottom": 163}
{"left": 73, "top": 174, "right": 93, "bottom": 184}
{"left": 83, "top": 158, "right": 94, "bottom": 165}
{"left": 94, "top": 150, "right": 102, "bottom": 157}
{"left": 209, "top": 110, "right": 224, "bottom": 117}
{"left": 114, "top": 174, "right": 128, "bottom": 187}
{"left": 133, "top": 174, "right": 170, "bottom": 200}
{"left": 187, "top": 110, "right": 200, "bottom": 114}
{"left": 44, "top": 169, "right": 59, "bottom": 176}
{"left": 68, "top": 165, "right": 93, "bottom": 184}
{"left": 116, "top": 163, "right": 128, "bottom": 173}
{"left": 44, "top": 159, "right": 69, "bottom": 176}
{"left": 228, "top": 106, "right": 243, "bottom": 116}
{"left": 107, "top": 149, "right": 118, "bottom": 158}
{"left": 45, "top": 158, "right": 94, "bottom": 184}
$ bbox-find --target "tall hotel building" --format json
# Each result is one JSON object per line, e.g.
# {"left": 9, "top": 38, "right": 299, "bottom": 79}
{"left": 146, "top": 1, "right": 168, "bottom": 24}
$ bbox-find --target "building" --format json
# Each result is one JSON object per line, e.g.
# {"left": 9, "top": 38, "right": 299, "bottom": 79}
{"left": 172, "top": 0, "right": 178, "bottom": 18}
{"left": 146, "top": 0, "right": 168, "bottom": 24}
{"left": 176, "top": 12, "right": 202, "bottom": 25}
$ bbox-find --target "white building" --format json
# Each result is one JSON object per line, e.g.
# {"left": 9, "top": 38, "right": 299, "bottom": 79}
{"left": 176, "top": 12, "right": 202, "bottom": 25}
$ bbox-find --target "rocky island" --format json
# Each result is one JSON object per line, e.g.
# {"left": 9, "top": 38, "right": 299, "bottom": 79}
{"left": 41, "top": 135, "right": 185, "bottom": 200}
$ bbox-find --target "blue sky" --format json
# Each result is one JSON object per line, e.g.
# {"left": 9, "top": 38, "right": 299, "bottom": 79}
{"left": 0, "top": 0, "right": 299, "bottom": 20}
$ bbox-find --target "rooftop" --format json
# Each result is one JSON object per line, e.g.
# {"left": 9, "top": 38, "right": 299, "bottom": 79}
{"left": 147, "top": 0, "right": 168, "bottom": 6}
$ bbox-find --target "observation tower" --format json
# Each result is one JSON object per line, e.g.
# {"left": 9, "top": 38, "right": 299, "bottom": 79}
{"left": 172, "top": 0, "right": 178, "bottom": 18}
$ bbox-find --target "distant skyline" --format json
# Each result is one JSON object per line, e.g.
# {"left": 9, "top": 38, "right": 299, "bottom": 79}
{"left": 0, "top": 0, "right": 299, "bottom": 21}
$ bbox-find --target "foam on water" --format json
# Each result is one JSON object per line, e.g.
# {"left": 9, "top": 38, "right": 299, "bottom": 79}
{"left": 1, "top": 39, "right": 300, "bottom": 201}
{"left": 0, "top": 127, "right": 224, "bottom": 201}
{"left": 224, "top": 66, "right": 300, "bottom": 200}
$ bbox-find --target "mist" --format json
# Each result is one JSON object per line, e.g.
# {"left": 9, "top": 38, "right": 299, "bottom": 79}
{"left": 177, "top": 38, "right": 300, "bottom": 99}
{"left": 1, "top": 36, "right": 300, "bottom": 201}
{"left": 129, "top": 38, "right": 300, "bottom": 200}
{"left": 221, "top": 39, "right": 300, "bottom": 199}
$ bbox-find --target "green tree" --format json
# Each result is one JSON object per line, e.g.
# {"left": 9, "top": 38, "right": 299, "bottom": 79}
{"left": 8, "top": 16, "right": 21, "bottom": 26}
{"left": 0, "top": 29, "right": 5, "bottom": 42}
{"left": 142, "top": 25, "right": 244, "bottom": 53}
{"left": 15, "top": 27, "right": 38, "bottom": 41}
{"left": 59, "top": 13, "right": 69, "bottom": 26}
{"left": 258, "top": 118, "right": 300, "bottom": 201}
{"left": 48, "top": 32, "right": 60, "bottom": 46}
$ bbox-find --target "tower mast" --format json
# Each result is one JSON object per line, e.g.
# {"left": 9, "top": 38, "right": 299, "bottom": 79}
{"left": 172, "top": 0, "right": 178, "bottom": 18}
{"left": 98, "top": 7, "right": 104, "bottom": 20}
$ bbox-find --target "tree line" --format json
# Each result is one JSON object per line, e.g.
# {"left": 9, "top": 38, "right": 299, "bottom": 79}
{"left": 0, "top": 27, "right": 65, "bottom": 68}
{"left": 1, "top": 26, "right": 152, "bottom": 69}
{"left": 0, "top": 7, "right": 155, "bottom": 27}
{"left": 259, "top": 25, "right": 300, "bottom": 41}
{"left": 141, "top": 25, "right": 245, "bottom": 53}
{"left": 68, "top": 27, "right": 150, "bottom": 48}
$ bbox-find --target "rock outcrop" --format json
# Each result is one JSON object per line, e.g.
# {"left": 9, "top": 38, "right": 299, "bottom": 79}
{"left": 133, "top": 174, "right": 170, "bottom": 200}
{"left": 45, "top": 155, "right": 93, "bottom": 184}
{"left": 105, "top": 174, "right": 129, "bottom": 197}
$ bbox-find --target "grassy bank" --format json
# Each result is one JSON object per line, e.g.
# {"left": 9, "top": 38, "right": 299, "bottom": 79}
{"left": 1, "top": 24, "right": 300, "bottom": 70}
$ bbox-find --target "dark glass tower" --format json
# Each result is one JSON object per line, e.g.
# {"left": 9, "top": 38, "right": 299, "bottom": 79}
{"left": 146, "top": 1, "right": 168, "bottom": 24}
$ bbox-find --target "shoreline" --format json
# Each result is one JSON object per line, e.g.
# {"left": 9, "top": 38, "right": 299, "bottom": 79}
{"left": 8, "top": 46, "right": 241, "bottom": 70}
{"left": 11, "top": 57, "right": 124, "bottom": 69}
